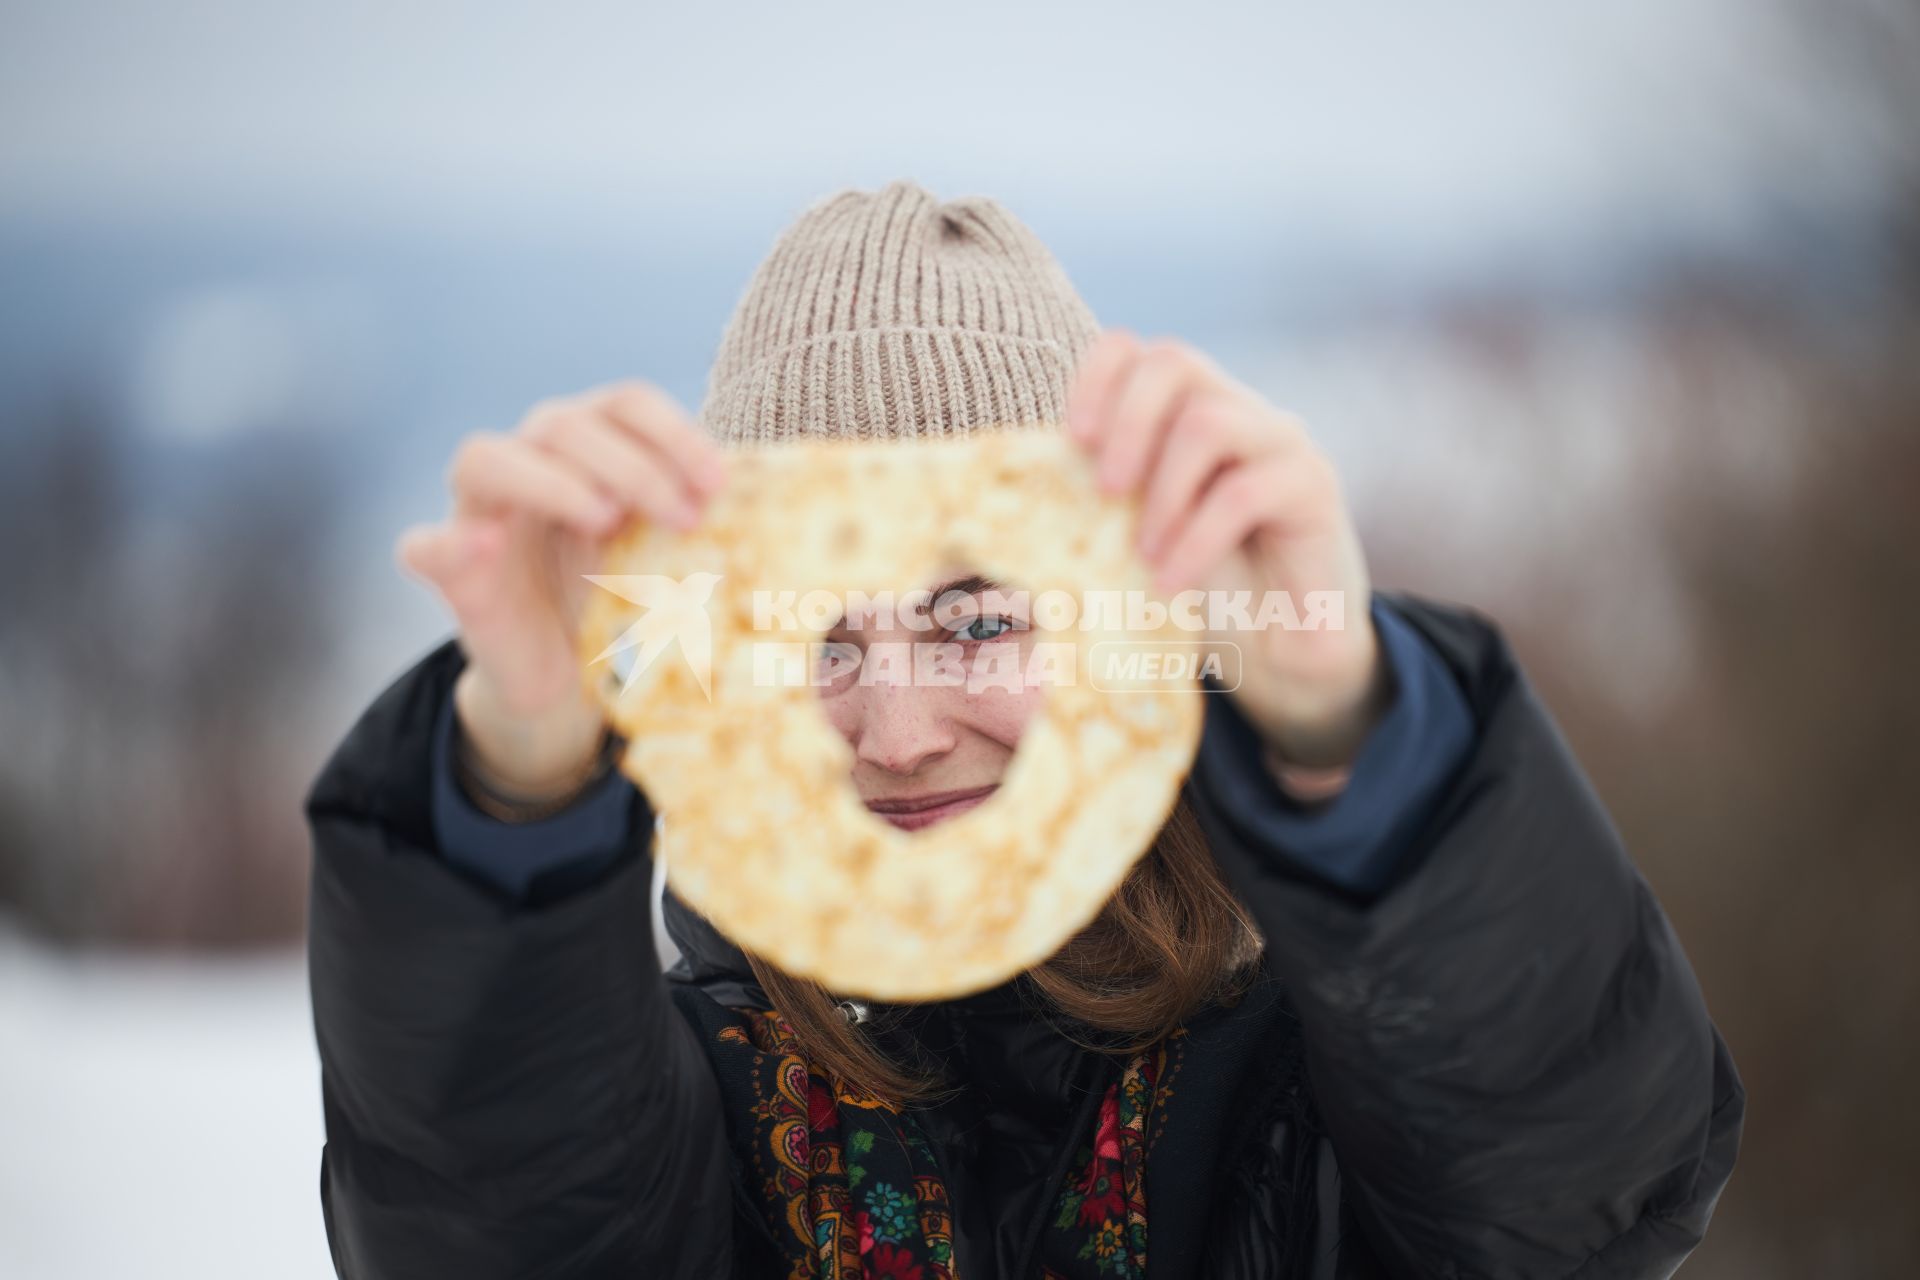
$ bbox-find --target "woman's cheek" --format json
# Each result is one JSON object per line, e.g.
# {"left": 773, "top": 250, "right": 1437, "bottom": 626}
{"left": 821, "top": 693, "right": 859, "bottom": 741}
{"left": 963, "top": 668, "right": 1048, "bottom": 747}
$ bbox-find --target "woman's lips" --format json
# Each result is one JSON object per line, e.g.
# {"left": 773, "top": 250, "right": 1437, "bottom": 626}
{"left": 865, "top": 784, "right": 999, "bottom": 832}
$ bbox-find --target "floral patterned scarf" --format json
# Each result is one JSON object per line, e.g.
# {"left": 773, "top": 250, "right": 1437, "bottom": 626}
{"left": 694, "top": 1003, "right": 1184, "bottom": 1280}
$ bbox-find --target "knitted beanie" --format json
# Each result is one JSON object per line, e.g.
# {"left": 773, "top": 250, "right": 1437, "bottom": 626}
{"left": 696, "top": 179, "right": 1102, "bottom": 448}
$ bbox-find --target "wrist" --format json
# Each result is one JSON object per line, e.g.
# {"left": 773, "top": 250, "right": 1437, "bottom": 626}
{"left": 453, "top": 666, "right": 608, "bottom": 798}
{"left": 1238, "top": 619, "right": 1391, "bottom": 770}
{"left": 1261, "top": 749, "right": 1355, "bottom": 805}
{"left": 454, "top": 714, "right": 622, "bottom": 822}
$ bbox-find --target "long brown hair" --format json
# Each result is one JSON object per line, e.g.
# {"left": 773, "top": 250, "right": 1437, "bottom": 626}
{"left": 744, "top": 793, "right": 1266, "bottom": 1107}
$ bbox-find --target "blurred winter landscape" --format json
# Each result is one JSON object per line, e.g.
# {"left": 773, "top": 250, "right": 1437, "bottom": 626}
{"left": 2, "top": 1, "right": 1917, "bottom": 1275}
{"left": 0, "top": 926, "right": 330, "bottom": 1278}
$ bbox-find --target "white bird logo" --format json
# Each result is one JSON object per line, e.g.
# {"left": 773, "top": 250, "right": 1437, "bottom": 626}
{"left": 582, "top": 572, "right": 724, "bottom": 701}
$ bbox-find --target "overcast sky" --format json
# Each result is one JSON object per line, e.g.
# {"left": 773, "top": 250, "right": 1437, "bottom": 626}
{"left": 3, "top": 0, "right": 1913, "bottom": 275}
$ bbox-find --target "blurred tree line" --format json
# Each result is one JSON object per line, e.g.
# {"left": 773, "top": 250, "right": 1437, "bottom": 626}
{"left": 1364, "top": 207, "right": 1920, "bottom": 1277}
{"left": 0, "top": 398, "right": 346, "bottom": 946}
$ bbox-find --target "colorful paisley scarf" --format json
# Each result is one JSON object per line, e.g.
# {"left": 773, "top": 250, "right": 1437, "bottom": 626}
{"left": 698, "top": 1004, "right": 1184, "bottom": 1280}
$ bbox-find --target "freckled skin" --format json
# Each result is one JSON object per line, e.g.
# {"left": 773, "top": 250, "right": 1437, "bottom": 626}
{"left": 817, "top": 574, "right": 1045, "bottom": 808}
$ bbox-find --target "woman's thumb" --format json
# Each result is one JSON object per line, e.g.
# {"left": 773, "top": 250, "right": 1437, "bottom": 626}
{"left": 397, "top": 519, "right": 506, "bottom": 617}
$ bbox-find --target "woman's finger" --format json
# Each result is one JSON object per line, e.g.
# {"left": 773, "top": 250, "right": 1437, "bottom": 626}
{"left": 396, "top": 517, "right": 510, "bottom": 617}
{"left": 1135, "top": 393, "right": 1263, "bottom": 560}
{"left": 395, "top": 520, "right": 460, "bottom": 587}
{"left": 524, "top": 402, "right": 701, "bottom": 530}
{"left": 596, "top": 381, "right": 729, "bottom": 498}
{"left": 1092, "top": 341, "right": 1195, "bottom": 497}
{"left": 449, "top": 431, "right": 625, "bottom": 536}
{"left": 1065, "top": 329, "right": 1142, "bottom": 443}
{"left": 1151, "top": 451, "right": 1331, "bottom": 592}
{"left": 1098, "top": 339, "right": 1243, "bottom": 499}
{"left": 401, "top": 514, "right": 573, "bottom": 708}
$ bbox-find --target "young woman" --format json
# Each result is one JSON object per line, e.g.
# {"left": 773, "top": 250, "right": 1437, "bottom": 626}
{"left": 306, "top": 180, "right": 1743, "bottom": 1279}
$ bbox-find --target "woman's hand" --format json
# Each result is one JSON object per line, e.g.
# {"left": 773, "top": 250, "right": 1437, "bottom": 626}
{"left": 395, "top": 381, "right": 728, "bottom": 797}
{"left": 1066, "top": 330, "right": 1385, "bottom": 777}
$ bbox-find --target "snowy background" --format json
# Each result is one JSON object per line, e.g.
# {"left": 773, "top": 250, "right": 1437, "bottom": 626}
{"left": 2, "top": 2, "right": 1917, "bottom": 1275}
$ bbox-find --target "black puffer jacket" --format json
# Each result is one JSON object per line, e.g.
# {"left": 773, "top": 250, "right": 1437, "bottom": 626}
{"left": 305, "top": 591, "right": 1744, "bottom": 1278}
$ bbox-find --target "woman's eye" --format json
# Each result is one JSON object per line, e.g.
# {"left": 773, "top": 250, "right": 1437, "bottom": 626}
{"left": 814, "top": 640, "right": 861, "bottom": 680}
{"left": 957, "top": 615, "right": 1020, "bottom": 643}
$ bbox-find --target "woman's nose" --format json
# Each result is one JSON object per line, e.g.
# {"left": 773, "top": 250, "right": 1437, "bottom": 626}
{"left": 844, "top": 686, "right": 958, "bottom": 777}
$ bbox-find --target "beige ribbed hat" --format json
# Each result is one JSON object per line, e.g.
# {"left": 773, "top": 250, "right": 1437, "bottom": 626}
{"left": 697, "top": 179, "right": 1102, "bottom": 448}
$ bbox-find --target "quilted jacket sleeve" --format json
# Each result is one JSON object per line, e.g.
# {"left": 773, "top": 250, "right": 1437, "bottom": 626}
{"left": 1185, "top": 590, "right": 1745, "bottom": 1278}
{"left": 304, "top": 636, "right": 734, "bottom": 1279}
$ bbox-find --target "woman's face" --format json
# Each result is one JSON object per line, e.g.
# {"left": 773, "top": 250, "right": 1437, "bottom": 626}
{"left": 816, "top": 571, "right": 1046, "bottom": 832}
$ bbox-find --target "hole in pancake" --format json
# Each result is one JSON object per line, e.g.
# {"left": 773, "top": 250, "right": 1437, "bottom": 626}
{"left": 809, "top": 562, "right": 1054, "bottom": 841}
{"left": 578, "top": 431, "right": 1206, "bottom": 1000}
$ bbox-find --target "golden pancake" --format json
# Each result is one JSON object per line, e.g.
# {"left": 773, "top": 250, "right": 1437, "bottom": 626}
{"left": 577, "top": 429, "right": 1203, "bottom": 1000}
